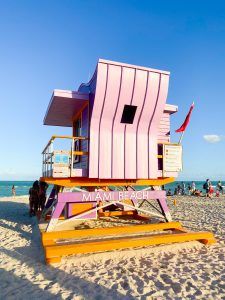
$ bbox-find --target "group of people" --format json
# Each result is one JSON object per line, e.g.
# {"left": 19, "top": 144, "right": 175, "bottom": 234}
{"left": 167, "top": 182, "right": 192, "bottom": 196}
{"left": 203, "top": 179, "right": 224, "bottom": 198}
{"left": 29, "top": 180, "right": 48, "bottom": 217}
{"left": 166, "top": 180, "right": 224, "bottom": 198}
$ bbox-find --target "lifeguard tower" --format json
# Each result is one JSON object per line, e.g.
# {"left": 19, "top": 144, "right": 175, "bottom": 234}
{"left": 40, "top": 59, "right": 215, "bottom": 264}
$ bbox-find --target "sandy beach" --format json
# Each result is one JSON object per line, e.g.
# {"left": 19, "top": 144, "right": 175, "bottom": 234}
{"left": 1, "top": 195, "right": 225, "bottom": 299}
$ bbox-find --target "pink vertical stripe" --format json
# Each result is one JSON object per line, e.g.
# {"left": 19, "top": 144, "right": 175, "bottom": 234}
{"left": 148, "top": 74, "right": 169, "bottom": 178}
{"left": 99, "top": 65, "right": 122, "bottom": 178}
{"left": 124, "top": 69, "right": 148, "bottom": 179}
{"left": 88, "top": 60, "right": 170, "bottom": 180}
{"left": 137, "top": 72, "right": 160, "bottom": 178}
{"left": 112, "top": 67, "right": 135, "bottom": 178}
{"left": 89, "top": 63, "right": 108, "bottom": 178}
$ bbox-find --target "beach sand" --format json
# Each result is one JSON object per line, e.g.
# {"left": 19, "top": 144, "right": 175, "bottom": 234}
{"left": 1, "top": 195, "right": 225, "bottom": 299}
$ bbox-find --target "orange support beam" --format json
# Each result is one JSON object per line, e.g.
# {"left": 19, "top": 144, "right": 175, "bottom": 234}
{"left": 98, "top": 210, "right": 137, "bottom": 217}
{"left": 44, "top": 231, "right": 216, "bottom": 264}
{"left": 39, "top": 176, "right": 175, "bottom": 187}
{"left": 42, "top": 222, "right": 183, "bottom": 246}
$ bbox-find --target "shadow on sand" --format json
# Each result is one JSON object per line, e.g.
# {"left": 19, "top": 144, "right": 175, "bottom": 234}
{"left": 0, "top": 200, "right": 135, "bottom": 300}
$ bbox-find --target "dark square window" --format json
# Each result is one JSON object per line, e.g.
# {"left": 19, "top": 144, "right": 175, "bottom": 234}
{"left": 121, "top": 104, "right": 137, "bottom": 124}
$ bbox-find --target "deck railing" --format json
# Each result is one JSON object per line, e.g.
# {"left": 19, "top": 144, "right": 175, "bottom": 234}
{"left": 42, "top": 135, "right": 88, "bottom": 178}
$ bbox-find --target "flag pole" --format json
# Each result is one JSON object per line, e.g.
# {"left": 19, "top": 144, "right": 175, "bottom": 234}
{"left": 178, "top": 131, "right": 185, "bottom": 144}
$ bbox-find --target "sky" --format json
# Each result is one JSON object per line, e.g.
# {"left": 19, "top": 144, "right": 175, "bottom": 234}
{"left": 0, "top": 0, "right": 225, "bottom": 181}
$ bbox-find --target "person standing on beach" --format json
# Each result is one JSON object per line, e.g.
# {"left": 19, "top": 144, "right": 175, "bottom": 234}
{"left": 203, "top": 179, "right": 211, "bottom": 198}
{"left": 29, "top": 181, "right": 39, "bottom": 217}
{"left": 217, "top": 181, "right": 223, "bottom": 195}
{"left": 181, "top": 182, "right": 186, "bottom": 195}
{"left": 39, "top": 181, "right": 49, "bottom": 212}
{"left": 209, "top": 184, "right": 214, "bottom": 198}
{"left": 191, "top": 181, "right": 196, "bottom": 192}
{"left": 12, "top": 185, "right": 16, "bottom": 197}
{"left": 187, "top": 184, "right": 192, "bottom": 195}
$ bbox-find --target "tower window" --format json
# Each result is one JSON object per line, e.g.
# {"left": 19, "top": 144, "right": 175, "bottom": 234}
{"left": 121, "top": 105, "right": 137, "bottom": 124}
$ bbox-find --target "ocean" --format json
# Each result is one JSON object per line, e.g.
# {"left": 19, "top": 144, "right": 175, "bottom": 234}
{"left": 0, "top": 181, "right": 34, "bottom": 197}
{"left": 0, "top": 180, "right": 223, "bottom": 197}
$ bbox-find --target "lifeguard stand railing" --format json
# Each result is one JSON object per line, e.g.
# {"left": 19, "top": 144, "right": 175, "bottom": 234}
{"left": 42, "top": 136, "right": 88, "bottom": 178}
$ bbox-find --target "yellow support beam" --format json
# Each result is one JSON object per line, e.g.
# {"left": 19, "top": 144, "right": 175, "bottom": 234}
{"left": 71, "top": 151, "right": 88, "bottom": 156}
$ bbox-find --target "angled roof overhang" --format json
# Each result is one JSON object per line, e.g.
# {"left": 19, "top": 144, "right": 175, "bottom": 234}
{"left": 44, "top": 90, "right": 89, "bottom": 127}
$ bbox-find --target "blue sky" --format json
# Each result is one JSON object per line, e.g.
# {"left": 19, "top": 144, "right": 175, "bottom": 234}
{"left": 0, "top": 0, "right": 225, "bottom": 181}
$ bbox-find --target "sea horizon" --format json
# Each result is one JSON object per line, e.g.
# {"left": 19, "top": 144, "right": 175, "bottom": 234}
{"left": 0, "top": 180, "right": 224, "bottom": 198}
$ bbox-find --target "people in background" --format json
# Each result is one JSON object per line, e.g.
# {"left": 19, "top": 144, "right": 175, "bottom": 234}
{"left": 39, "top": 181, "right": 49, "bottom": 211}
{"left": 166, "top": 189, "right": 172, "bottom": 196}
{"left": 181, "top": 182, "right": 186, "bottom": 195}
{"left": 203, "top": 179, "right": 211, "bottom": 197}
{"left": 217, "top": 181, "right": 223, "bottom": 195}
{"left": 174, "top": 187, "right": 178, "bottom": 195}
{"left": 209, "top": 184, "right": 214, "bottom": 198}
{"left": 12, "top": 185, "right": 16, "bottom": 197}
{"left": 194, "top": 189, "right": 202, "bottom": 197}
{"left": 29, "top": 180, "right": 39, "bottom": 217}
{"left": 191, "top": 181, "right": 196, "bottom": 192}
{"left": 177, "top": 184, "right": 181, "bottom": 195}
{"left": 188, "top": 184, "right": 192, "bottom": 195}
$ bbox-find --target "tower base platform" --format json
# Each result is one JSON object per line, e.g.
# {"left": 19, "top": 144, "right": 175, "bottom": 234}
{"left": 40, "top": 221, "right": 216, "bottom": 264}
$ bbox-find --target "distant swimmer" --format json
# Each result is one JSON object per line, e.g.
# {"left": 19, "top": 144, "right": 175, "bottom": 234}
{"left": 12, "top": 185, "right": 16, "bottom": 197}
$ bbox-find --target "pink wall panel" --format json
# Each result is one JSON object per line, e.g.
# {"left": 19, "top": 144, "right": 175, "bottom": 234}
{"left": 158, "top": 113, "right": 170, "bottom": 142}
{"left": 99, "top": 65, "right": 122, "bottom": 178}
{"left": 148, "top": 74, "right": 169, "bottom": 178}
{"left": 89, "top": 63, "right": 107, "bottom": 178}
{"left": 112, "top": 67, "right": 135, "bottom": 178}
{"left": 137, "top": 72, "right": 160, "bottom": 178}
{"left": 125, "top": 69, "right": 148, "bottom": 178}
{"left": 88, "top": 59, "right": 170, "bottom": 179}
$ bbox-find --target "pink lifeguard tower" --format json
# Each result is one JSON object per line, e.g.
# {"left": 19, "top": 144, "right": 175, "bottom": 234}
{"left": 40, "top": 59, "right": 215, "bottom": 264}
{"left": 42, "top": 59, "right": 180, "bottom": 181}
